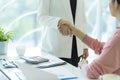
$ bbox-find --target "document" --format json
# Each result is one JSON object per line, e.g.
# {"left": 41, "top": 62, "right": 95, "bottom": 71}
{"left": 41, "top": 66, "right": 78, "bottom": 80}
{"left": 17, "top": 63, "right": 59, "bottom": 80}
{"left": 55, "top": 67, "right": 78, "bottom": 80}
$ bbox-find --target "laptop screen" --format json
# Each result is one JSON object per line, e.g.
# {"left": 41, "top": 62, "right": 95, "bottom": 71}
{"left": 0, "top": 68, "right": 25, "bottom": 80}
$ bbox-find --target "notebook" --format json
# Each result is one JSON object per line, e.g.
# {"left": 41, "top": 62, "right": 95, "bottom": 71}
{"left": 17, "top": 63, "right": 59, "bottom": 80}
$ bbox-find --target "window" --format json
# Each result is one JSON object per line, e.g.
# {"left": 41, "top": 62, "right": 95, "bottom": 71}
{"left": 84, "top": 0, "right": 118, "bottom": 62}
{"left": 0, "top": 0, "right": 118, "bottom": 58}
{"left": 0, "top": 0, "right": 40, "bottom": 50}
{"left": 85, "top": 0, "right": 117, "bottom": 41}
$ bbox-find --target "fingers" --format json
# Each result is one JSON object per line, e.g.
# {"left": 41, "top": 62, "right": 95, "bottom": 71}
{"left": 78, "top": 59, "right": 88, "bottom": 69}
{"left": 58, "top": 19, "right": 73, "bottom": 36}
{"left": 58, "top": 25, "right": 71, "bottom": 36}
{"left": 82, "top": 53, "right": 88, "bottom": 59}
{"left": 58, "top": 19, "right": 71, "bottom": 27}
{"left": 82, "top": 48, "right": 89, "bottom": 59}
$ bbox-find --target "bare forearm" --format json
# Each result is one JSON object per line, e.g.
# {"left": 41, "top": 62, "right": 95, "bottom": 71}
{"left": 72, "top": 26, "right": 86, "bottom": 41}
{"left": 58, "top": 19, "right": 86, "bottom": 40}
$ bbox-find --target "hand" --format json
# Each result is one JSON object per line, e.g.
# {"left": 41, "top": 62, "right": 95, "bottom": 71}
{"left": 82, "top": 48, "right": 89, "bottom": 59}
{"left": 78, "top": 59, "right": 88, "bottom": 69}
{"left": 58, "top": 19, "right": 73, "bottom": 36}
{"left": 58, "top": 24, "right": 72, "bottom": 36}
{"left": 58, "top": 19, "right": 71, "bottom": 27}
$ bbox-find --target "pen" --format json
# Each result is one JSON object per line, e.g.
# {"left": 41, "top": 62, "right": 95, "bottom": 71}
{"left": 37, "top": 61, "right": 67, "bottom": 68}
{"left": 60, "top": 77, "right": 78, "bottom": 80}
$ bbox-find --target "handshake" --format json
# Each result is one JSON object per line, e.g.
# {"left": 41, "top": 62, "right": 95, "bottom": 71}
{"left": 58, "top": 19, "right": 75, "bottom": 36}
{"left": 58, "top": 19, "right": 86, "bottom": 41}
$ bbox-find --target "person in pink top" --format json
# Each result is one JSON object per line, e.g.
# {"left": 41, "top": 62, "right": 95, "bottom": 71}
{"left": 58, "top": 0, "right": 120, "bottom": 79}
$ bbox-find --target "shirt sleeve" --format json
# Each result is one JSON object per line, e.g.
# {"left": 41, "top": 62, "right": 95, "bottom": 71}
{"left": 81, "top": 30, "right": 120, "bottom": 79}
{"left": 82, "top": 35, "right": 105, "bottom": 55}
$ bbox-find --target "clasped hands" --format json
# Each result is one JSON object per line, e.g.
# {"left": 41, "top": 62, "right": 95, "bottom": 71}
{"left": 58, "top": 19, "right": 73, "bottom": 36}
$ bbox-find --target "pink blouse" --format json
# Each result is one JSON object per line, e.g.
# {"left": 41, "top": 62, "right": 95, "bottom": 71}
{"left": 82, "top": 27, "right": 120, "bottom": 79}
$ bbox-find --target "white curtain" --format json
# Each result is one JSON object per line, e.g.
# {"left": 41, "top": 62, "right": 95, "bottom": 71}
{"left": 85, "top": 0, "right": 117, "bottom": 62}
{"left": 85, "top": 0, "right": 117, "bottom": 42}
{"left": 91, "top": 0, "right": 102, "bottom": 40}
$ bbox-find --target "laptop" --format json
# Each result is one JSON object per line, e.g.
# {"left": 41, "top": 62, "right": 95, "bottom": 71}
{"left": 17, "top": 63, "right": 59, "bottom": 80}
{"left": 0, "top": 69, "right": 11, "bottom": 80}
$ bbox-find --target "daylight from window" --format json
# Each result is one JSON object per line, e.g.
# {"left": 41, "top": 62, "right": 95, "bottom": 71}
{"left": 0, "top": 0, "right": 118, "bottom": 57}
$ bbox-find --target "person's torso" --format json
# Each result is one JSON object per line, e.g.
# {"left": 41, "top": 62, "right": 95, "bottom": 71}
{"left": 41, "top": 0, "right": 86, "bottom": 58}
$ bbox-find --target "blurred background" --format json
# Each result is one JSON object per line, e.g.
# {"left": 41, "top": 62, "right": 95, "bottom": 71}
{"left": 0, "top": 0, "right": 119, "bottom": 58}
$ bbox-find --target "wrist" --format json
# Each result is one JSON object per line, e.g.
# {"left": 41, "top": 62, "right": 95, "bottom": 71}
{"left": 71, "top": 27, "right": 79, "bottom": 36}
{"left": 72, "top": 27, "right": 86, "bottom": 40}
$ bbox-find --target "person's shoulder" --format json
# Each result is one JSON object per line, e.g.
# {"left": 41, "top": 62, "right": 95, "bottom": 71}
{"left": 115, "top": 27, "right": 120, "bottom": 36}
{"left": 110, "top": 27, "right": 120, "bottom": 46}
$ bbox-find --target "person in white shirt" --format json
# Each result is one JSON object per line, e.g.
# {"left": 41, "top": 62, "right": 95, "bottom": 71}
{"left": 38, "top": 0, "right": 88, "bottom": 67}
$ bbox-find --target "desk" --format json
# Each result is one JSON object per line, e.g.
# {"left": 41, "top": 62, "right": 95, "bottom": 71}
{"left": 38, "top": 51, "right": 98, "bottom": 80}
{"left": 0, "top": 47, "right": 98, "bottom": 80}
